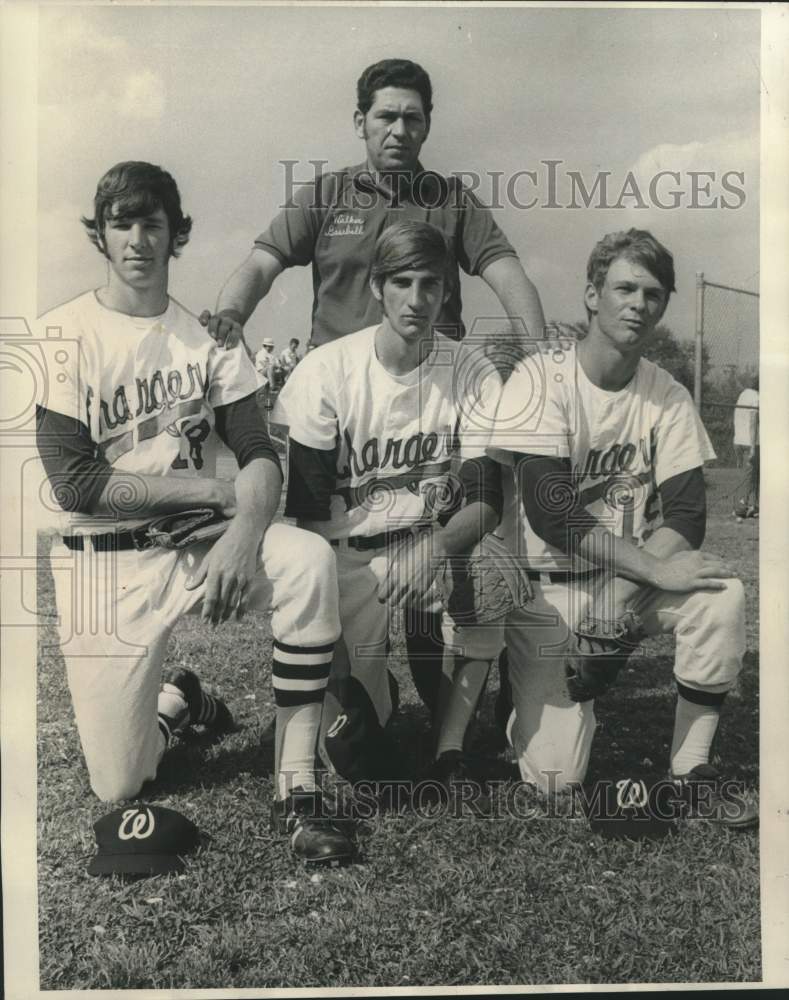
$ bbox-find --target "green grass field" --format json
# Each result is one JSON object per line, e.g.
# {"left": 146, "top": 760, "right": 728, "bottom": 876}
{"left": 36, "top": 467, "right": 760, "bottom": 990}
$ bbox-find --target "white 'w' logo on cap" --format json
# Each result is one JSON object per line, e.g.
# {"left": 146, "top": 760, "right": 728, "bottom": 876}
{"left": 615, "top": 778, "right": 649, "bottom": 811}
{"left": 118, "top": 807, "right": 156, "bottom": 840}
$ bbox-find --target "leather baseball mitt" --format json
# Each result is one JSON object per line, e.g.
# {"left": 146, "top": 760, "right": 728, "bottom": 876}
{"left": 564, "top": 609, "right": 647, "bottom": 702}
{"left": 144, "top": 508, "right": 231, "bottom": 550}
{"left": 435, "top": 532, "right": 533, "bottom": 628}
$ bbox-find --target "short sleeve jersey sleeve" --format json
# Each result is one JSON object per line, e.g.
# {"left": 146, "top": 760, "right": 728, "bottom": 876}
{"left": 275, "top": 350, "right": 338, "bottom": 450}
{"left": 206, "top": 342, "right": 259, "bottom": 410}
{"left": 455, "top": 348, "right": 504, "bottom": 459}
{"left": 653, "top": 378, "right": 715, "bottom": 486}
{"left": 455, "top": 184, "right": 518, "bottom": 277}
{"left": 254, "top": 177, "right": 327, "bottom": 269}
{"left": 487, "top": 349, "right": 573, "bottom": 461}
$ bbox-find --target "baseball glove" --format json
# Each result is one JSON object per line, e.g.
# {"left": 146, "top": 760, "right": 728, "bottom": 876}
{"left": 143, "top": 508, "right": 230, "bottom": 550}
{"left": 435, "top": 532, "right": 534, "bottom": 628}
{"left": 564, "top": 609, "right": 647, "bottom": 702}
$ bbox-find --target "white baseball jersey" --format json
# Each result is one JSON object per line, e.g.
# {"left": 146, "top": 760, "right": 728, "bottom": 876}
{"left": 490, "top": 342, "right": 715, "bottom": 571}
{"left": 273, "top": 326, "right": 502, "bottom": 540}
{"left": 733, "top": 388, "right": 759, "bottom": 447}
{"left": 39, "top": 290, "right": 258, "bottom": 534}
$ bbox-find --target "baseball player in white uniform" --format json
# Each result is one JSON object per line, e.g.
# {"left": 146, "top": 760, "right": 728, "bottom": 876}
{"left": 490, "top": 228, "right": 757, "bottom": 828}
{"left": 273, "top": 221, "right": 506, "bottom": 794}
{"left": 36, "top": 162, "right": 352, "bottom": 864}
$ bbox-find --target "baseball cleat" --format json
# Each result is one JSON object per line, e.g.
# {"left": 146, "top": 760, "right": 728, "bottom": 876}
{"left": 418, "top": 750, "right": 492, "bottom": 815}
{"left": 271, "top": 787, "right": 353, "bottom": 866}
{"left": 164, "top": 667, "right": 234, "bottom": 734}
{"left": 670, "top": 764, "right": 759, "bottom": 830}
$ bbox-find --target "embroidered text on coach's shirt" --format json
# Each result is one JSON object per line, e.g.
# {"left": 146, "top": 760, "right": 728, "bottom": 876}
{"left": 325, "top": 213, "right": 365, "bottom": 237}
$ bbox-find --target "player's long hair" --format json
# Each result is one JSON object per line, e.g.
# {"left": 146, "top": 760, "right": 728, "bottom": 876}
{"left": 357, "top": 59, "right": 433, "bottom": 126}
{"left": 82, "top": 162, "right": 193, "bottom": 258}
{"left": 370, "top": 221, "right": 449, "bottom": 290}
{"left": 586, "top": 228, "right": 676, "bottom": 297}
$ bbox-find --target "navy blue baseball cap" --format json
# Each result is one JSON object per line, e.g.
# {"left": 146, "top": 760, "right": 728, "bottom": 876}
{"left": 583, "top": 776, "right": 678, "bottom": 841}
{"left": 88, "top": 805, "right": 200, "bottom": 876}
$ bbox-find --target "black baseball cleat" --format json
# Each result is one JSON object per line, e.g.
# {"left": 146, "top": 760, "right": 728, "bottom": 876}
{"left": 670, "top": 764, "right": 759, "bottom": 830}
{"left": 271, "top": 788, "right": 354, "bottom": 866}
{"left": 418, "top": 750, "right": 492, "bottom": 815}
{"left": 164, "top": 668, "right": 234, "bottom": 734}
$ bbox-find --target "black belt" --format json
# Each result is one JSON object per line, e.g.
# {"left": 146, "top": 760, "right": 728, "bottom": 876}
{"left": 61, "top": 527, "right": 152, "bottom": 552}
{"left": 526, "top": 568, "right": 603, "bottom": 584}
{"left": 329, "top": 525, "right": 431, "bottom": 552}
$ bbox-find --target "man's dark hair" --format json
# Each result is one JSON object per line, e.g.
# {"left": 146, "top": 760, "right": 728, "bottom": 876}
{"left": 357, "top": 59, "right": 433, "bottom": 125}
{"left": 82, "top": 161, "right": 193, "bottom": 258}
{"left": 587, "top": 228, "right": 676, "bottom": 296}
{"left": 370, "top": 221, "right": 449, "bottom": 288}
{"left": 290, "top": 338, "right": 300, "bottom": 348}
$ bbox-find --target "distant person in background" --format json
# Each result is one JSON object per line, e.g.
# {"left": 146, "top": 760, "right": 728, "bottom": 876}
{"left": 733, "top": 377, "right": 759, "bottom": 468}
{"left": 254, "top": 338, "right": 283, "bottom": 409}
{"left": 733, "top": 375, "right": 759, "bottom": 519}
{"left": 279, "top": 338, "right": 302, "bottom": 380}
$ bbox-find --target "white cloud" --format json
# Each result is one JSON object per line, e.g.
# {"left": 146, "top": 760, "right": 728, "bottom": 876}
{"left": 40, "top": 12, "right": 165, "bottom": 123}
{"left": 118, "top": 71, "right": 166, "bottom": 121}
{"left": 630, "top": 131, "right": 758, "bottom": 196}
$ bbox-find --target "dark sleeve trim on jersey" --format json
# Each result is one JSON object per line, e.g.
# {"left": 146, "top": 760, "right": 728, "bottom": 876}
{"left": 214, "top": 393, "right": 282, "bottom": 477}
{"left": 35, "top": 405, "right": 112, "bottom": 514}
{"left": 458, "top": 456, "right": 503, "bottom": 521}
{"left": 285, "top": 438, "right": 337, "bottom": 521}
{"left": 658, "top": 467, "right": 706, "bottom": 549}
{"left": 515, "top": 453, "right": 597, "bottom": 554}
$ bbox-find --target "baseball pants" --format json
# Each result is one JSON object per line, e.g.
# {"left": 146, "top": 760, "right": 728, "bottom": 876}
{"left": 49, "top": 524, "right": 340, "bottom": 802}
{"left": 319, "top": 541, "right": 504, "bottom": 742}
{"left": 505, "top": 574, "right": 745, "bottom": 793}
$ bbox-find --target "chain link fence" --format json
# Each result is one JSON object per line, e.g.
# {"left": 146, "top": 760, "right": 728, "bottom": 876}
{"left": 694, "top": 275, "right": 759, "bottom": 468}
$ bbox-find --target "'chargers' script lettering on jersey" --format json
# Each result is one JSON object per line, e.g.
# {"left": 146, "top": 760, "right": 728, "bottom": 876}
{"left": 89, "top": 362, "right": 206, "bottom": 435}
{"left": 575, "top": 430, "right": 656, "bottom": 483}
{"left": 337, "top": 425, "right": 458, "bottom": 481}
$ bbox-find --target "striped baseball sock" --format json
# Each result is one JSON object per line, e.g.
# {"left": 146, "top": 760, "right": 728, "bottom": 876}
{"left": 670, "top": 682, "right": 727, "bottom": 776}
{"left": 157, "top": 685, "right": 189, "bottom": 742}
{"left": 434, "top": 656, "right": 491, "bottom": 758}
{"left": 271, "top": 640, "right": 334, "bottom": 800}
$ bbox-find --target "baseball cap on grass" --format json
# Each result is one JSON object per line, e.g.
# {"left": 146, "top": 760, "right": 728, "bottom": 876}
{"left": 582, "top": 776, "right": 678, "bottom": 842}
{"left": 88, "top": 805, "right": 200, "bottom": 877}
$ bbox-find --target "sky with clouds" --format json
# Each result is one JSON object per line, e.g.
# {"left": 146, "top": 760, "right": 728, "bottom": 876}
{"left": 37, "top": 4, "right": 760, "bottom": 353}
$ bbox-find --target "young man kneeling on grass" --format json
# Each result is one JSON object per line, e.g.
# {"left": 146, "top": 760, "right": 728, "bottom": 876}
{"left": 490, "top": 228, "right": 758, "bottom": 830}
{"left": 36, "top": 161, "right": 352, "bottom": 865}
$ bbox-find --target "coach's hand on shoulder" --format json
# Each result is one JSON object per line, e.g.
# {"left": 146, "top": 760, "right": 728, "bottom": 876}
{"left": 199, "top": 308, "right": 245, "bottom": 349}
{"left": 652, "top": 550, "right": 736, "bottom": 593}
{"left": 186, "top": 515, "right": 262, "bottom": 625}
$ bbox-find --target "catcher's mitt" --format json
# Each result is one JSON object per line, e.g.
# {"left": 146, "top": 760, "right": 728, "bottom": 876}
{"left": 143, "top": 508, "right": 230, "bottom": 550}
{"left": 564, "top": 609, "right": 647, "bottom": 702}
{"left": 435, "top": 532, "right": 533, "bottom": 628}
